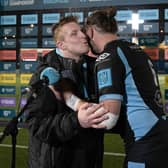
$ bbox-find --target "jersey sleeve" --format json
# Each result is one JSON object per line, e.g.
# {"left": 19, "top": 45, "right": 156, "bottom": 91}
{"left": 95, "top": 50, "right": 125, "bottom": 102}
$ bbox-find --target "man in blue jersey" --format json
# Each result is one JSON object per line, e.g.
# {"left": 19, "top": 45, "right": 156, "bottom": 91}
{"left": 83, "top": 7, "right": 168, "bottom": 168}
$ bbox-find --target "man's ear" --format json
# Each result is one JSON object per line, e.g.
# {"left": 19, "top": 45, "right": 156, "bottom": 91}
{"left": 90, "top": 27, "right": 94, "bottom": 39}
{"left": 56, "top": 41, "right": 66, "bottom": 50}
{"left": 87, "top": 27, "right": 93, "bottom": 39}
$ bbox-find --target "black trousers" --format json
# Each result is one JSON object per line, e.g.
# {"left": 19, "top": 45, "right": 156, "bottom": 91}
{"left": 123, "top": 120, "right": 168, "bottom": 168}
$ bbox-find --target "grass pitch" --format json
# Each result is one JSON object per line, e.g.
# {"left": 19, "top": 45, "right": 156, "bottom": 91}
{"left": 0, "top": 127, "right": 125, "bottom": 168}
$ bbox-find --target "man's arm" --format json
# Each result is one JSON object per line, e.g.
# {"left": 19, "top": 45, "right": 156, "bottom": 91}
{"left": 49, "top": 85, "right": 109, "bottom": 128}
{"left": 26, "top": 86, "right": 106, "bottom": 145}
{"left": 92, "top": 99, "right": 121, "bottom": 129}
{"left": 25, "top": 86, "right": 81, "bottom": 145}
{"left": 49, "top": 85, "right": 120, "bottom": 130}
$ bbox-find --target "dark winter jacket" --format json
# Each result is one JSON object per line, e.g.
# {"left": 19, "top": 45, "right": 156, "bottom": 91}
{"left": 25, "top": 50, "right": 104, "bottom": 168}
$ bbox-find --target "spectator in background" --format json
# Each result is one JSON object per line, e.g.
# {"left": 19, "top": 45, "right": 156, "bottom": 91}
{"left": 25, "top": 16, "right": 107, "bottom": 168}
{"left": 83, "top": 7, "right": 168, "bottom": 168}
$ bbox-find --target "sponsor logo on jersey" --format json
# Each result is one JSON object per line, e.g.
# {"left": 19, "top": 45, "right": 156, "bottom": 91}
{"left": 97, "top": 68, "right": 112, "bottom": 89}
{"left": 96, "top": 53, "right": 110, "bottom": 62}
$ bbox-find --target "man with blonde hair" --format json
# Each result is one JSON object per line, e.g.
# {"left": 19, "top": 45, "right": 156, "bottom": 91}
{"left": 26, "top": 16, "right": 106, "bottom": 168}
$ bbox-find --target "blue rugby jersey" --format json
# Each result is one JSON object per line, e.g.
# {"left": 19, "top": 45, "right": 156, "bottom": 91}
{"left": 95, "top": 39, "right": 166, "bottom": 143}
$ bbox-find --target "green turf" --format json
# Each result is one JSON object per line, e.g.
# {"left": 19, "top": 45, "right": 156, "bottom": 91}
{"left": 0, "top": 128, "right": 125, "bottom": 168}
{"left": 0, "top": 128, "right": 29, "bottom": 168}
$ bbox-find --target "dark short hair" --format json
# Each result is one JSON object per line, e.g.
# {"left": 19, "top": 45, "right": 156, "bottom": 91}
{"left": 85, "top": 7, "right": 118, "bottom": 34}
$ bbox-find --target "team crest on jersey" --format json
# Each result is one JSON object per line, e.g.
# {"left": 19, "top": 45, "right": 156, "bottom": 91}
{"left": 97, "top": 68, "right": 112, "bottom": 89}
{"left": 96, "top": 53, "right": 110, "bottom": 62}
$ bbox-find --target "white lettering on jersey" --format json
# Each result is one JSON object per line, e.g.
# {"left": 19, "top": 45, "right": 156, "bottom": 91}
{"left": 96, "top": 53, "right": 110, "bottom": 62}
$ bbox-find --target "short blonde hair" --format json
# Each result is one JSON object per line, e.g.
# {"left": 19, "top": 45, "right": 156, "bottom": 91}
{"left": 52, "top": 15, "right": 78, "bottom": 42}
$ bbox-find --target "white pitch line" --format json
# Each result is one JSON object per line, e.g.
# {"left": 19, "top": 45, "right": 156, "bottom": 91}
{"left": 0, "top": 144, "right": 28, "bottom": 149}
{"left": 104, "top": 152, "right": 125, "bottom": 157}
{"left": 0, "top": 144, "right": 125, "bottom": 156}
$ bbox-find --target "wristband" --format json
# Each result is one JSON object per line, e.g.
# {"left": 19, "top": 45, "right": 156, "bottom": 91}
{"left": 100, "top": 112, "right": 119, "bottom": 130}
{"left": 65, "top": 94, "right": 81, "bottom": 111}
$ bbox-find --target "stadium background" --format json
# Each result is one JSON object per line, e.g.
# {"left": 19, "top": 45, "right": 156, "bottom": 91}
{"left": 0, "top": 0, "right": 168, "bottom": 167}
